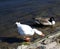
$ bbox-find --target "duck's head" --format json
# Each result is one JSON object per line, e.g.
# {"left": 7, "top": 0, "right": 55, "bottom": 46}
{"left": 49, "top": 17, "right": 55, "bottom": 25}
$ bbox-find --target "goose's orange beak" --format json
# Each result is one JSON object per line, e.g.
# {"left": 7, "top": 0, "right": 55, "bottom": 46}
{"left": 41, "top": 33, "right": 45, "bottom": 37}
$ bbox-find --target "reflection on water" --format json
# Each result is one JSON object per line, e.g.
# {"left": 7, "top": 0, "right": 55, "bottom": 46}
{"left": 0, "top": 37, "right": 24, "bottom": 43}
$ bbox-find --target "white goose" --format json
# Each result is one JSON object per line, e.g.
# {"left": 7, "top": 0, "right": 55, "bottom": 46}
{"left": 15, "top": 22, "right": 45, "bottom": 42}
{"left": 33, "top": 17, "right": 55, "bottom": 26}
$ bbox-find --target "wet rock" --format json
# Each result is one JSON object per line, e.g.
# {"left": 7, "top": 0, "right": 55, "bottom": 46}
{"left": 45, "top": 42, "right": 57, "bottom": 49}
{"left": 36, "top": 46, "right": 46, "bottom": 49}
{"left": 17, "top": 45, "right": 28, "bottom": 49}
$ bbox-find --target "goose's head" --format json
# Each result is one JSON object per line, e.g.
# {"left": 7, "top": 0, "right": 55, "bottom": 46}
{"left": 49, "top": 17, "right": 55, "bottom": 25}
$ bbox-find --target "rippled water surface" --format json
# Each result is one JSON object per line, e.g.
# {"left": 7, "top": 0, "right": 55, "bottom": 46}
{"left": 0, "top": 0, "right": 60, "bottom": 37}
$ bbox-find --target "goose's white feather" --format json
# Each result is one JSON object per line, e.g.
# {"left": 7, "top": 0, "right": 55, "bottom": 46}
{"left": 33, "top": 28, "right": 43, "bottom": 35}
{"left": 52, "top": 21, "right": 55, "bottom": 25}
{"left": 16, "top": 22, "right": 43, "bottom": 36}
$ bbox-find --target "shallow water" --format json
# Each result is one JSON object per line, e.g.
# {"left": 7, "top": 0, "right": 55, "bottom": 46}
{"left": 0, "top": 0, "right": 60, "bottom": 37}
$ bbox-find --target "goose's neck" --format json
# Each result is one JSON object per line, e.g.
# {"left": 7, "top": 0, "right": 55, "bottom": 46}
{"left": 33, "top": 28, "right": 43, "bottom": 35}
{"left": 16, "top": 23, "right": 21, "bottom": 27}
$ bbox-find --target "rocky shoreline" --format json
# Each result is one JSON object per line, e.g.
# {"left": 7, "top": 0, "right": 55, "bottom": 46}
{"left": 17, "top": 30, "right": 60, "bottom": 49}
{"left": 0, "top": 25, "right": 60, "bottom": 49}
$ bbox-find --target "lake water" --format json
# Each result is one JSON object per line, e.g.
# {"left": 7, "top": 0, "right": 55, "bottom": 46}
{"left": 0, "top": 0, "right": 60, "bottom": 37}
{"left": 0, "top": 0, "right": 57, "bottom": 16}
{"left": 0, "top": 0, "right": 59, "bottom": 24}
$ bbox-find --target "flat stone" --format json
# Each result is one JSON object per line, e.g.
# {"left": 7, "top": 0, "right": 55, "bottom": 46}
{"left": 17, "top": 45, "right": 28, "bottom": 49}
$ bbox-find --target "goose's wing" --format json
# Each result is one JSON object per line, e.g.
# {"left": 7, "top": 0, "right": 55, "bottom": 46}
{"left": 35, "top": 18, "right": 50, "bottom": 23}
{"left": 17, "top": 26, "right": 25, "bottom": 35}
{"left": 20, "top": 24, "right": 34, "bottom": 35}
{"left": 41, "top": 22, "right": 52, "bottom": 25}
